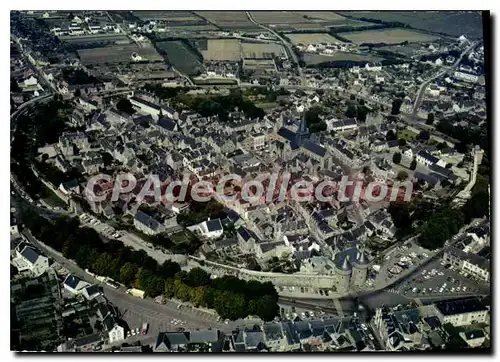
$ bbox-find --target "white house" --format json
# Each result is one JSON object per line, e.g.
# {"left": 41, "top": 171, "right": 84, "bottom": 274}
{"left": 403, "top": 148, "right": 414, "bottom": 159}
{"left": 63, "top": 274, "right": 91, "bottom": 295}
{"left": 82, "top": 285, "right": 102, "bottom": 301}
{"left": 134, "top": 211, "right": 165, "bottom": 236}
{"left": 434, "top": 297, "right": 489, "bottom": 327}
{"left": 188, "top": 218, "right": 224, "bottom": 239}
{"left": 416, "top": 150, "right": 439, "bottom": 167}
{"left": 454, "top": 71, "right": 479, "bottom": 83}
{"left": 12, "top": 244, "right": 49, "bottom": 277}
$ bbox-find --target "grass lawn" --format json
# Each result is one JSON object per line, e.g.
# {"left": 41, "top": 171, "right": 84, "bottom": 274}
{"left": 170, "top": 230, "right": 191, "bottom": 244}
{"left": 40, "top": 185, "right": 67, "bottom": 208}
{"left": 398, "top": 130, "right": 418, "bottom": 141}
{"left": 255, "top": 102, "right": 279, "bottom": 110}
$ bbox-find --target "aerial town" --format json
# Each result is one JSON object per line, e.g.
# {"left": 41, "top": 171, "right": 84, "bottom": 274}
{"left": 10, "top": 10, "right": 491, "bottom": 353}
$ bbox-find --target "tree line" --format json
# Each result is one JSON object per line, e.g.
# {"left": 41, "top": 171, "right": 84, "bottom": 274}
{"left": 22, "top": 212, "right": 278, "bottom": 321}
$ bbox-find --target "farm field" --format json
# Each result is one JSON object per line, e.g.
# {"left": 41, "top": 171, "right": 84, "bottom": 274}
{"left": 338, "top": 28, "right": 440, "bottom": 45}
{"left": 77, "top": 44, "right": 163, "bottom": 65}
{"left": 338, "top": 11, "right": 484, "bottom": 39}
{"left": 156, "top": 41, "right": 204, "bottom": 75}
{"left": 243, "top": 58, "right": 277, "bottom": 72}
{"left": 249, "top": 11, "right": 375, "bottom": 31}
{"left": 194, "top": 11, "right": 261, "bottom": 30}
{"left": 59, "top": 34, "right": 130, "bottom": 47}
{"left": 132, "top": 11, "right": 202, "bottom": 22}
{"left": 303, "top": 52, "right": 384, "bottom": 65}
{"left": 201, "top": 39, "right": 241, "bottom": 61}
{"left": 287, "top": 33, "right": 341, "bottom": 45}
{"left": 167, "top": 24, "right": 219, "bottom": 32}
{"left": 193, "top": 77, "right": 238, "bottom": 86}
{"left": 241, "top": 42, "right": 287, "bottom": 59}
{"left": 377, "top": 43, "right": 424, "bottom": 57}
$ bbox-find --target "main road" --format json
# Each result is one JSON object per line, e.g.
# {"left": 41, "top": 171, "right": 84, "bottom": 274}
{"left": 412, "top": 41, "right": 480, "bottom": 115}
{"left": 246, "top": 11, "right": 306, "bottom": 86}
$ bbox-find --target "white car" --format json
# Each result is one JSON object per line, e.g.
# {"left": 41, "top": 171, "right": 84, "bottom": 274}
{"left": 131, "top": 329, "right": 136, "bottom": 336}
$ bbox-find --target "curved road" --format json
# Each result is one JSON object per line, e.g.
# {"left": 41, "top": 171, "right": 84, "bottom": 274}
{"left": 246, "top": 11, "right": 305, "bottom": 86}
{"left": 412, "top": 41, "right": 479, "bottom": 115}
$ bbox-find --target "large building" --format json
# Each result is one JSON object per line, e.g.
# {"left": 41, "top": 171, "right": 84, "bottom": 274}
{"left": 274, "top": 113, "right": 328, "bottom": 164}
{"left": 134, "top": 210, "right": 165, "bottom": 236}
{"left": 433, "top": 297, "right": 489, "bottom": 327}
{"left": 333, "top": 246, "right": 370, "bottom": 292}
{"left": 442, "top": 246, "right": 490, "bottom": 282}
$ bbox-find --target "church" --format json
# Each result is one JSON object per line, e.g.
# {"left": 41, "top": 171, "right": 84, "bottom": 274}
{"left": 272, "top": 112, "right": 328, "bottom": 167}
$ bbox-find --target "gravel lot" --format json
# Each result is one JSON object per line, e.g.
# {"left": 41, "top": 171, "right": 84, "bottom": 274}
{"left": 388, "top": 258, "right": 489, "bottom": 300}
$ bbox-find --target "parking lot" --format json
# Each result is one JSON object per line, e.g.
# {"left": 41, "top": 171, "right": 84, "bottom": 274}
{"left": 373, "top": 241, "right": 436, "bottom": 289}
{"left": 79, "top": 214, "right": 122, "bottom": 240}
{"left": 387, "top": 258, "right": 489, "bottom": 300}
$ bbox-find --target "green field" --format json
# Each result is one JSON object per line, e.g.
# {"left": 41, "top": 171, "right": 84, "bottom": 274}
{"left": 338, "top": 28, "right": 440, "bottom": 45}
{"left": 156, "top": 41, "right": 204, "bottom": 76}
{"left": 303, "top": 51, "right": 384, "bottom": 65}
{"left": 338, "top": 11, "right": 483, "bottom": 39}
{"left": 40, "top": 185, "right": 67, "bottom": 208}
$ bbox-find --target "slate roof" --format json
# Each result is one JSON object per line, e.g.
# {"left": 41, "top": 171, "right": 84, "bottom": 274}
{"left": 158, "top": 117, "right": 177, "bottom": 131}
{"left": 244, "top": 331, "right": 265, "bottom": 348}
{"left": 164, "top": 332, "right": 190, "bottom": 346}
{"left": 417, "top": 150, "right": 439, "bottom": 164}
{"left": 206, "top": 219, "right": 223, "bottom": 232}
{"left": 73, "top": 333, "right": 102, "bottom": 347}
{"left": 20, "top": 246, "right": 40, "bottom": 264}
{"left": 302, "top": 139, "right": 326, "bottom": 157}
{"left": 263, "top": 323, "right": 284, "bottom": 341}
{"left": 189, "top": 329, "right": 221, "bottom": 344}
{"left": 414, "top": 171, "right": 439, "bottom": 185}
{"left": 435, "top": 297, "right": 488, "bottom": 316}
{"left": 135, "top": 210, "right": 162, "bottom": 231}
{"left": 64, "top": 274, "right": 82, "bottom": 290}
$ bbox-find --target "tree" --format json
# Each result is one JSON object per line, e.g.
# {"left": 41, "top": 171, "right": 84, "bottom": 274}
{"left": 462, "top": 190, "right": 489, "bottom": 222}
{"left": 158, "top": 260, "right": 181, "bottom": 280}
{"left": 173, "top": 279, "right": 191, "bottom": 302}
{"left": 101, "top": 152, "right": 114, "bottom": 167}
{"left": 184, "top": 267, "right": 211, "bottom": 288}
{"left": 426, "top": 112, "right": 435, "bottom": 125}
{"left": 135, "top": 268, "right": 164, "bottom": 297}
{"left": 94, "top": 320, "right": 103, "bottom": 331}
{"left": 393, "top": 152, "right": 402, "bottom": 164}
{"left": 164, "top": 278, "right": 175, "bottom": 298}
{"left": 398, "top": 138, "right": 407, "bottom": 147}
{"left": 345, "top": 104, "right": 357, "bottom": 118}
{"left": 190, "top": 286, "right": 207, "bottom": 307}
{"left": 120, "top": 262, "right": 138, "bottom": 286}
{"left": 214, "top": 290, "right": 247, "bottom": 321}
{"left": 357, "top": 105, "right": 369, "bottom": 122}
{"left": 418, "top": 130, "right": 430, "bottom": 141}
{"left": 396, "top": 170, "right": 408, "bottom": 181}
{"left": 116, "top": 98, "right": 135, "bottom": 115}
{"left": 410, "top": 158, "right": 417, "bottom": 170}
{"left": 391, "top": 98, "right": 403, "bottom": 115}
{"left": 386, "top": 130, "right": 397, "bottom": 141}
{"left": 388, "top": 202, "right": 412, "bottom": 230}
{"left": 248, "top": 295, "right": 278, "bottom": 321}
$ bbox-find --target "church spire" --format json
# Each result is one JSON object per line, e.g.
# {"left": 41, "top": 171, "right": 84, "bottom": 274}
{"left": 296, "top": 111, "right": 309, "bottom": 146}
